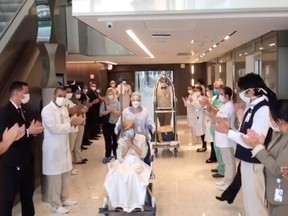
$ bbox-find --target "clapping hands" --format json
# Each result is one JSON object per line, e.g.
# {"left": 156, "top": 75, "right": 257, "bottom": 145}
{"left": 3, "top": 123, "right": 25, "bottom": 144}
{"left": 214, "top": 117, "right": 230, "bottom": 134}
{"left": 28, "top": 120, "right": 44, "bottom": 135}
{"left": 241, "top": 129, "right": 265, "bottom": 148}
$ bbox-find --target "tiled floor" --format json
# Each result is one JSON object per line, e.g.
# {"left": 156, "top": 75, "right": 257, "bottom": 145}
{"left": 13, "top": 118, "right": 244, "bottom": 216}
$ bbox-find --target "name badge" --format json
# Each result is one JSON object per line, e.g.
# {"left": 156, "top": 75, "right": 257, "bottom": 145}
{"left": 245, "top": 113, "right": 252, "bottom": 122}
{"left": 274, "top": 188, "right": 283, "bottom": 202}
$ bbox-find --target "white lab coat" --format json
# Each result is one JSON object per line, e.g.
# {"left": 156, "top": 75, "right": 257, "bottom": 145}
{"left": 41, "top": 101, "right": 73, "bottom": 175}
{"left": 117, "top": 83, "right": 132, "bottom": 110}
{"left": 192, "top": 95, "right": 205, "bottom": 136}
{"left": 184, "top": 94, "right": 194, "bottom": 127}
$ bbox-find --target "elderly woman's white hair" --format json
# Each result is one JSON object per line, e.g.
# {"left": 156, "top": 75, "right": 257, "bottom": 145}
{"left": 130, "top": 92, "right": 141, "bottom": 100}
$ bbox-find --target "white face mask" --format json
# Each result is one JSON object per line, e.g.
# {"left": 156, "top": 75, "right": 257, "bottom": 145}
{"left": 55, "top": 97, "right": 65, "bottom": 107}
{"left": 270, "top": 121, "right": 280, "bottom": 132}
{"left": 219, "top": 95, "right": 225, "bottom": 103}
{"left": 111, "top": 83, "right": 116, "bottom": 88}
{"left": 76, "top": 94, "right": 81, "bottom": 99}
{"left": 91, "top": 87, "right": 96, "bottom": 91}
{"left": 21, "top": 93, "right": 30, "bottom": 104}
{"left": 132, "top": 101, "right": 140, "bottom": 108}
{"left": 122, "top": 81, "right": 127, "bottom": 84}
{"left": 66, "top": 93, "right": 73, "bottom": 99}
{"left": 188, "top": 90, "right": 193, "bottom": 94}
{"left": 83, "top": 89, "right": 88, "bottom": 94}
{"left": 194, "top": 92, "right": 201, "bottom": 97}
{"left": 239, "top": 91, "right": 250, "bottom": 104}
{"left": 96, "top": 89, "right": 100, "bottom": 93}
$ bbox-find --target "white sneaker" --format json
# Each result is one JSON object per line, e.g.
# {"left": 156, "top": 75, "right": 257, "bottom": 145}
{"left": 71, "top": 169, "right": 78, "bottom": 175}
{"left": 63, "top": 199, "right": 78, "bottom": 206}
{"left": 188, "top": 143, "right": 193, "bottom": 146}
{"left": 215, "top": 180, "right": 226, "bottom": 186}
{"left": 51, "top": 206, "right": 69, "bottom": 214}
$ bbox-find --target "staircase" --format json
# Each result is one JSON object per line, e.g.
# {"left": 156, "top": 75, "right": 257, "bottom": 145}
{"left": 0, "top": 0, "right": 24, "bottom": 34}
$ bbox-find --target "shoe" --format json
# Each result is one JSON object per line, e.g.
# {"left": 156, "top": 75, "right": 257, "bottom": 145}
{"left": 215, "top": 180, "right": 226, "bottom": 186}
{"left": 71, "top": 169, "right": 78, "bottom": 175}
{"left": 133, "top": 208, "right": 142, "bottom": 212}
{"left": 215, "top": 196, "right": 233, "bottom": 204}
{"left": 115, "top": 207, "right": 123, "bottom": 212}
{"left": 82, "top": 142, "right": 91, "bottom": 146}
{"left": 196, "top": 147, "right": 207, "bottom": 152}
{"left": 212, "top": 173, "right": 224, "bottom": 178}
{"left": 108, "top": 156, "right": 114, "bottom": 161}
{"left": 62, "top": 199, "right": 78, "bottom": 206}
{"left": 74, "top": 161, "right": 86, "bottom": 164}
{"left": 81, "top": 146, "right": 88, "bottom": 150}
{"left": 205, "top": 159, "right": 217, "bottom": 163}
{"left": 188, "top": 143, "right": 193, "bottom": 146}
{"left": 211, "top": 169, "right": 218, "bottom": 173}
{"left": 50, "top": 206, "right": 69, "bottom": 214}
{"left": 102, "top": 157, "right": 110, "bottom": 164}
{"left": 82, "top": 158, "right": 88, "bottom": 162}
{"left": 90, "top": 137, "right": 99, "bottom": 140}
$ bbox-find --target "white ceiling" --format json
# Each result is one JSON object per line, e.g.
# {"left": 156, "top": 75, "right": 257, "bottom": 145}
{"left": 67, "top": 10, "right": 288, "bottom": 65}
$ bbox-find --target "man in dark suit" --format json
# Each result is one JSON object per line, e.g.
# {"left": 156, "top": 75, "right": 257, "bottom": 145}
{"left": 86, "top": 82, "right": 101, "bottom": 139}
{"left": 0, "top": 81, "right": 43, "bottom": 216}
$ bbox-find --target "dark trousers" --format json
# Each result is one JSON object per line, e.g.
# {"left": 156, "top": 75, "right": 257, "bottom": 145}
{"left": 221, "top": 162, "right": 241, "bottom": 203}
{"left": 200, "top": 134, "right": 207, "bottom": 148}
{"left": 102, "top": 123, "right": 118, "bottom": 158}
{"left": 1, "top": 164, "right": 35, "bottom": 216}
{"left": 208, "top": 142, "right": 217, "bottom": 161}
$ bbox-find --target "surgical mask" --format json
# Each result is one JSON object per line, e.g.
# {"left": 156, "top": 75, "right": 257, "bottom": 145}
{"left": 122, "top": 81, "right": 127, "bottom": 84}
{"left": 111, "top": 84, "right": 116, "bottom": 88}
{"left": 83, "top": 89, "right": 88, "bottom": 94}
{"left": 161, "top": 83, "right": 166, "bottom": 87}
{"left": 132, "top": 101, "right": 140, "bottom": 108}
{"left": 107, "top": 95, "right": 113, "bottom": 100}
{"left": 21, "top": 93, "right": 30, "bottom": 104}
{"left": 194, "top": 92, "right": 201, "bottom": 97}
{"left": 66, "top": 93, "right": 73, "bottom": 99}
{"left": 96, "top": 89, "right": 100, "bottom": 93}
{"left": 55, "top": 97, "right": 65, "bottom": 107}
{"left": 188, "top": 90, "right": 193, "bottom": 94}
{"left": 213, "top": 89, "right": 219, "bottom": 95}
{"left": 91, "top": 87, "right": 96, "bottom": 91}
{"left": 125, "top": 129, "right": 135, "bottom": 137}
{"left": 76, "top": 94, "right": 81, "bottom": 99}
{"left": 239, "top": 91, "right": 250, "bottom": 104}
{"left": 219, "top": 95, "right": 225, "bottom": 103}
{"left": 270, "top": 121, "right": 280, "bottom": 132}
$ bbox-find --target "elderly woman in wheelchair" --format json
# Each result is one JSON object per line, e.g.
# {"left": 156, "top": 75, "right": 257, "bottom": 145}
{"left": 104, "top": 119, "right": 151, "bottom": 213}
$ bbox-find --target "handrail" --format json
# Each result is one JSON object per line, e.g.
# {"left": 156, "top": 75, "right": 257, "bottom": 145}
{"left": 0, "top": 0, "right": 27, "bottom": 40}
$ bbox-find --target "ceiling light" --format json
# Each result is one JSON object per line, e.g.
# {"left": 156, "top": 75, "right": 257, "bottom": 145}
{"left": 224, "top": 35, "right": 230, "bottom": 40}
{"left": 259, "top": 47, "right": 264, "bottom": 50}
{"left": 208, "top": 48, "right": 212, "bottom": 51}
{"left": 126, "top": 29, "right": 154, "bottom": 58}
{"left": 239, "top": 54, "right": 242, "bottom": 56}
{"left": 245, "top": 52, "right": 248, "bottom": 55}
{"left": 191, "top": 40, "right": 194, "bottom": 44}
{"left": 195, "top": 58, "right": 198, "bottom": 61}
{"left": 212, "top": 44, "right": 217, "bottom": 48}
{"left": 269, "top": 43, "right": 276, "bottom": 47}
{"left": 202, "top": 53, "right": 206, "bottom": 56}
{"left": 66, "top": 61, "right": 95, "bottom": 64}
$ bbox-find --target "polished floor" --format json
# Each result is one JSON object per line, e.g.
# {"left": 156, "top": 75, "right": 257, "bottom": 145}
{"left": 13, "top": 118, "right": 244, "bottom": 216}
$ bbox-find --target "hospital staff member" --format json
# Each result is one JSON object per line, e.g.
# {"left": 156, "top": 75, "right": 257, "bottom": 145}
{"left": 215, "top": 73, "right": 277, "bottom": 216}
{"left": 41, "top": 87, "right": 85, "bottom": 214}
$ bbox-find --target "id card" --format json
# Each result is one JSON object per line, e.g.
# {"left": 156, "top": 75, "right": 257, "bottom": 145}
{"left": 245, "top": 113, "right": 252, "bottom": 122}
{"left": 274, "top": 188, "right": 283, "bottom": 202}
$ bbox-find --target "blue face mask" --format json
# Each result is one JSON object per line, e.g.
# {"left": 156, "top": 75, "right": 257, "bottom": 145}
{"left": 213, "top": 89, "right": 219, "bottom": 95}
{"left": 125, "top": 129, "right": 135, "bottom": 137}
{"left": 107, "top": 95, "right": 113, "bottom": 100}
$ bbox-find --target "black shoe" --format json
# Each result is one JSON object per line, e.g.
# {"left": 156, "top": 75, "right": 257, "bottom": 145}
{"left": 81, "top": 146, "right": 88, "bottom": 150}
{"left": 82, "top": 158, "right": 88, "bottom": 162}
{"left": 211, "top": 169, "right": 218, "bottom": 173}
{"left": 74, "top": 161, "right": 86, "bottom": 164}
{"left": 212, "top": 173, "right": 224, "bottom": 178}
{"left": 196, "top": 147, "right": 207, "bottom": 152}
{"left": 206, "top": 159, "right": 217, "bottom": 163}
{"left": 90, "top": 137, "right": 99, "bottom": 140}
{"left": 215, "top": 196, "right": 232, "bottom": 204}
{"left": 82, "top": 143, "right": 91, "bottom": 146}
{"left": 96, "top": 135, "right": 101, "bottom": 138}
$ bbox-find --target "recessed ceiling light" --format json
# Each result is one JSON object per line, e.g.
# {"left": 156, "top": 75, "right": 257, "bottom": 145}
{"left": 245, "top": 52, "right": 248, "bottom": 55}
{"left": 269, "top": 43, "right": 276, "bottom": 47}
{"left": 202, "top": 53, "right": 206, "bottom": 56}
{"left": 239, "top": 54, "right": 242, "bottom": 56}
{"left": 212, "top": 44, "right": 217, "bottom": 48}
{"left": 191, "top": 40, "right": 194, "bottom": 44}
{"left": 208, "top": 48, "right": 212, "bottom": 51}
{"left": 259, "top": 47, "right": 264, "bottom": 50}
{"left": 224, "top": 35, "right": 230, "bottom": 40}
